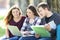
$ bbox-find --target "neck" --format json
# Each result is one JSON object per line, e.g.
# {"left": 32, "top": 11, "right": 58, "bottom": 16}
{"left": 46, "top": 11, "right": 53, "bottom": 18}
{"left": 13, "top": 15, "right": 21, "bottom": 22}
{"left": 30, "top": 15, "right": 35, "bottom": 19}
{"left": 14, "top": 15, "right": 21, "bottom": 20}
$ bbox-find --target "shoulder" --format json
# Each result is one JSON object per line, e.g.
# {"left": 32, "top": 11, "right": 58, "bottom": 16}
{"left": 53, "top": 13, "right": 60, "bottom": 25}
{"left": 20, "top": 15, "right": 26, "bottom": 20}
{"left": 53, "top": 13, "right": 60, "bottom": 18}
{"left": 21, "top": 15, "right": 26, "bottom": 18}
{"left": 35, "top": 16, "right": 41, "bottom": 20}
{"left": 9, "top": 19, "right": 13, "bottom": 24}
{"left": 22, "top": 17, "right": 29, "bottom": 22}
{"left": 35, "top": 16, "right": 40, "bottom": 19}
{"left": 51, "top": 13, "right": 60, "bottom": 20}
{"left": 53, "top": 13, "right": 60, "bottom": 20}
{"left": 35, "top": 16, "right": 41, "bottom": 22}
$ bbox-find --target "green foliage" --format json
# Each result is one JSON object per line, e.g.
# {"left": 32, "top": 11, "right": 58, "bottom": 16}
{"left": 0, "top": 27, "right": 5, "bottom": 37}
{"left": 0, "top": 16, "right": 4, "bottom": 20}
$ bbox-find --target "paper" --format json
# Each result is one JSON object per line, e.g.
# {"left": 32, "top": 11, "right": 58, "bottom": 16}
{"left": 31, "top": 25, "right": 51, "bottom": 37}
{"left": 8, "top": 25, "right": 21, "bottom": 36}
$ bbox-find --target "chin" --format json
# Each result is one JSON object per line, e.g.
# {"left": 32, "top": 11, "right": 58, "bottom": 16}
{"left": 41, "top": 16, "right": 44, "bottom": 19}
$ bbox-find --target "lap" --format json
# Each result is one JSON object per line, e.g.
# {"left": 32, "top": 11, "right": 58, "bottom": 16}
{"left": 2, "top": 36, "right": 20, "bottom": 40}
{"left": 9, "top": 36, "right": 19, "bottom": 40}
{"left": 39, "top": 37, "right": 51, "bottom": 40}
{"left": 19, "top": 36, "right": 38, "bottom": 40}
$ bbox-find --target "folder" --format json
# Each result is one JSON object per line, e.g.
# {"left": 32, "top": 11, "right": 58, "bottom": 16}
{"left": 31, "top": 25, "right": 51, "bottom": 37}
{"left": 8, "top": 25, "right": 21, "bottom": 36}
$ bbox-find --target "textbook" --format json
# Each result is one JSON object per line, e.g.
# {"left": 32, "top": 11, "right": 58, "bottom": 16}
{"left": 8, "top": 25, "right": 21, "bottom": 36}
{"left": 31, "top": 25, "right": 51, "bottom": 37}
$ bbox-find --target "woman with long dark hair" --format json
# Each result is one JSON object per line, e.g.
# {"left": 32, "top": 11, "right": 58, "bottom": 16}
{"left": 19, "top": 4, "right": 41, "bottom": 40}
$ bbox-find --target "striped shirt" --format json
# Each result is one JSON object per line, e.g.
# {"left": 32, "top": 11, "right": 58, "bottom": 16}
{"left": 21, "top": 16, "right": 41, "bottom": 37}
{"left": 21, "top": 16, "right": 41, "bottom": 31}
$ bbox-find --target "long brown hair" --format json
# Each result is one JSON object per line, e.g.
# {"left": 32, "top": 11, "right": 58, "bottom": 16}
{"left": 26, "top": 4, "right": 39, "bottom": 17}
{"left": 4, "top": 5, "right": 22, "bottom": 25}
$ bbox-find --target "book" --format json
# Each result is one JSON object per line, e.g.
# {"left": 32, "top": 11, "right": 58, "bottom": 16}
{"left": 31, "top": 25, "right": 51, "bottom": 37}
{"left": 8, "top": 25, "right": 21, "bottom": 36}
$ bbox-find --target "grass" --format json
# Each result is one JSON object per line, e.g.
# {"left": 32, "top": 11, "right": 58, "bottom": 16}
{"left": 0, "top": 16, "right": 4, "bottom": 20}
{"left": 0, "top": 16, "right": 5, "bottom": 37}
{"left": 0, "top": 27, "right": 5, "bottom": 37}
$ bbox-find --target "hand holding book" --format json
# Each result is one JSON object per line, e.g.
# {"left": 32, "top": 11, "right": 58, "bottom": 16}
{"left": 31, "top": 25, "right": 51, "bottom": 37}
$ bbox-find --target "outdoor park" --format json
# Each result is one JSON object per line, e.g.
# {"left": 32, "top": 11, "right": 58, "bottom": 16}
{"left": 0, "top": 0, "right": 60, "bottom": 40}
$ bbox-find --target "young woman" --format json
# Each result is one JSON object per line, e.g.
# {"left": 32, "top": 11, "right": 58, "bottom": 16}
{"left": 19, "top": 5, "right": 45, "bottom": 40}
{"left": 4, "top": 5, "right": 26, "bottom": 40}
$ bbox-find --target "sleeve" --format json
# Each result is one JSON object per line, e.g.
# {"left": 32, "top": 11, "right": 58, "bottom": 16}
{"left": 48, "top": 21, "right": 56, "bottom": 38}
{"left": 35, "top": 18, "right": 41, "bottom": 25}
{"left": 21, "top": 18, "right": 27, "bottom": 31}
{"left": 54, "top": 16, "right": 60, "bottom": 25}
{"left": 49, "top": 15, "right": 60, "bottom": 30}
{"left": 30, "top": 17, "right": 41, "bottom": 34}
{"left": 48, "top": 20, "right": 56, "bottom": 30}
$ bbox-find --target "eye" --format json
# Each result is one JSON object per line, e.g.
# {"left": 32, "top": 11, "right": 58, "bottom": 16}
{"left": 27, "top": 11, "right": 31, "bottom": 14}
{"left": 29, "top": 12, "right": 31, "bottom": 14}
{"left": 12, "top": 11, "right": 15, "bottom": 13}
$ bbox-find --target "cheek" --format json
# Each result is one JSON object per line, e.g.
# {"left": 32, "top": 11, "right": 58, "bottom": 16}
{"left": 41, "top": 11, "right": 45, "bottom": 16}
{"left": 12, "top": 12, "right": 15, "bottom": 16}
{"left": 38, "top": 13, "right": 44, "bottom": 18}
{"left": 38, "top": 13, "right": 41, "bottom": 16}
{"left": 27, "top": 13, "right": 31, "bottom": 16}
{"left": 16, "top": 11, "right": 20, "bottom": 15}
{"left": 42, "top": 13, "right": 45, "bottom": 17}
{"left": 26, "top": 13, "right": 30, "bottom": 17}
{"left": 27, "top": 13, "right": 29, "bottom": 16}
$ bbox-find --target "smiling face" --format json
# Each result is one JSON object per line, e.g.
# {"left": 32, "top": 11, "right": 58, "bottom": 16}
{"left": 12, "top": 8, "right": 20, "bottom": 18}
{"left": 26, "top": 9, "right": 34, "bottom": 18}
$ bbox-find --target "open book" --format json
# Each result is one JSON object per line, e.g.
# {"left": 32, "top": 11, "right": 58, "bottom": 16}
{"left": 31, "top": 25, "right": 51, "bottom": 37}
{"left": 8, "top": 25, "right": 21, "bottom": 36}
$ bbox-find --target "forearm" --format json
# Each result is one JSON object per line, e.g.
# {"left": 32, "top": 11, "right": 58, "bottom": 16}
{"left": 5, "top": 26, "right": 9, "bottom": 38}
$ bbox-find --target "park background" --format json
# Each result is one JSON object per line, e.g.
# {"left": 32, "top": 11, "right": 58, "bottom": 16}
{"left": 0, "top": 0, "right": 60, "bottom": 39}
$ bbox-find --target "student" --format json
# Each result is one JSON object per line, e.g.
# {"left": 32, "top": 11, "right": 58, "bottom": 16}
{"left": 19, "top": 4, "right": 43, "bottom": 40}
{"left": 37, "top": 2, "right": 60, "bottom": 40}
{"left": 4, "top": 5, "right": 26, "bottom": 40}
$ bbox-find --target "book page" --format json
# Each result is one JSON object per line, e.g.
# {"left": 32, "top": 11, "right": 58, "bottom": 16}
{"left": 8, "top": 25, "right": 21, "bottom": 36}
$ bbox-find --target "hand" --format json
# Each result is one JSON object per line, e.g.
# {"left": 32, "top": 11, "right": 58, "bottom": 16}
{"left": 24, "top": 31, "right": 30, "bottom": 35}
{"left": 35, "top": 34, "right": 40, "bottom": 38}
{"left": 44, "top": 24, "right": 51, "bottom": 31}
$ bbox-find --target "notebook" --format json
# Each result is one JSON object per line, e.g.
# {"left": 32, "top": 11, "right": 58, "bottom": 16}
{"left": 8, "top": 25, "right": 21, "bottom": 36}
{"left": 31, "top": 25, "right": 51, "bottom": 37}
